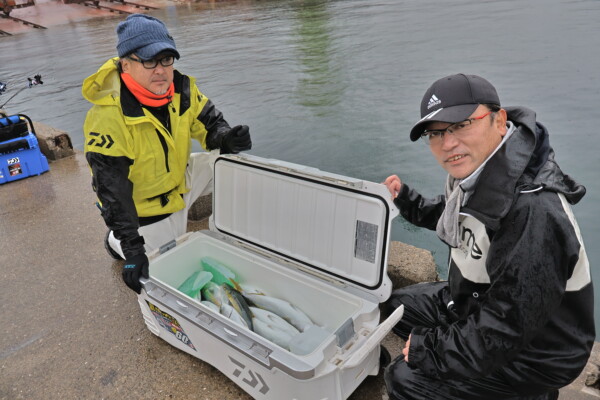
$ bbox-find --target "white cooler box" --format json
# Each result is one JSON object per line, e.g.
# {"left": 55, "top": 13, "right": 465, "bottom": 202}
{"left": 137, "top": 154, "right": 404, "bottom": 400}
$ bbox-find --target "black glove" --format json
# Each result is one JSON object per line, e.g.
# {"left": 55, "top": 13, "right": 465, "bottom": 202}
{"left": 122, "top": 253, "right": 149, "bottom": 294}
{"left": 220, "top": 125, "right": 252, "bottom": 154}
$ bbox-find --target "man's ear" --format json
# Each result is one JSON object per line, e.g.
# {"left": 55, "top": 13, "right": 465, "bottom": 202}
{"left": 496, "top": 108, "right": 508, "bottom": 136}
{"left": 119, "top": 59, "right": 128, "bottom": 73}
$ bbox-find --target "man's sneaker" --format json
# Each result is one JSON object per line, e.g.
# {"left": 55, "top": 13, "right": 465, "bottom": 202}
{"left": 104, "top": 230, "right": 124, "bottom": 260}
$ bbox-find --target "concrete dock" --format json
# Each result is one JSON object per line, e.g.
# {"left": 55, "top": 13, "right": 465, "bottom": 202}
{"left": 1, "top": 151, "right": 599, "bottom": 399}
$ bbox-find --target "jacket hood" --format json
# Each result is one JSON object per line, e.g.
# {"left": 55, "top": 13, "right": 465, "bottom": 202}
{"left": 463, "top": 106, "right": 585, "bottom": 230}
{"left": 507, "top": 106, "right": 586, "bottom": 204}
{"left": 82, "top": 58, "right": 122, "bottom": 106}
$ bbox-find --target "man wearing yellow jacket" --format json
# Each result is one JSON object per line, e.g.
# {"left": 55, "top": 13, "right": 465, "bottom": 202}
{"left": 83, "top": 14, "right": 251, "bottom": 293}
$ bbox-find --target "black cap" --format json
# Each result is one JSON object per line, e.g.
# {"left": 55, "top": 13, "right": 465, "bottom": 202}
{"left": 409, "top": 74, "right": 500, "bottom": 141}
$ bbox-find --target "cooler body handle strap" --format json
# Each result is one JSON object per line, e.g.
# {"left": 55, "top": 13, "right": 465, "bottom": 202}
{"left": 341, "top": 305, "right": 404, "bottom": 370}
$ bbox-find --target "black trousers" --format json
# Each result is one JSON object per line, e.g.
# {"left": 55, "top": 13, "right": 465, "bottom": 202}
{"left": 383, "top": 282, "right": 560, "bottom": 400}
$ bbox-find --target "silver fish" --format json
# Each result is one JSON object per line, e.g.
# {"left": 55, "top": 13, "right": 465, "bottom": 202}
{"left": 200, "top": 300, "right": 220, "bottom": 313}
{"left": 238, "top": 283, "right": 266, "bottom": 296}
{"left": 221, "top": 284, "right": 253, "bottom": 331}
{"left": 201, "top": 281, "right": 228, "bottom": 308}
{"left": 221, "top": 304, "right": 249, "bottom": 329}
{"left": 250, "top": 306, "right": 299, "bottom": 337}
{"left": 244, "top": 293, "right": 314, "bottom": 332}
{"left": 252, "top": 317, "right": 295, "bottom": 350}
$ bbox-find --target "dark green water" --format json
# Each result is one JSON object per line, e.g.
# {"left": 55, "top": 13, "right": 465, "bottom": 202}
{"left": 2, "top": 0, "right": 600, "bottom": 333}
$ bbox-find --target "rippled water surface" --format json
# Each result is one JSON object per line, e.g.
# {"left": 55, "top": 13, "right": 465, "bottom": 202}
{"left": 2, "top": 0, "right": 600, "bottom": 332}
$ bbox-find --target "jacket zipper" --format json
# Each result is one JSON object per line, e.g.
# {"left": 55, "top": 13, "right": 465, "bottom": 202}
{"left": 155, "top": 129, "right": 170, "bottom": 173}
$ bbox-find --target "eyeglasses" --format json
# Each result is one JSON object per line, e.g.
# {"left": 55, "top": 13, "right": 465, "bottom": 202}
{"left": 127, "top": 55, "right": 175, "bottom": 69}
{"left": 421, "top": 111, "right": 493, "bottom": 145}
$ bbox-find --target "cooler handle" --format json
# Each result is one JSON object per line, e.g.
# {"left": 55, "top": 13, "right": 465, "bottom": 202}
{"left": 341, "top": 305, "right": 404, "bottom": 370}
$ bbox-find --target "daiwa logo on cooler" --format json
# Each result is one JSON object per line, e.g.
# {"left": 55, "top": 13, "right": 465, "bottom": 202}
{"left": 229, "top": 356, "right": 270, "bottom": 394}
{"left": 427, "top": 94, "right": 441, "bottom": 109}
{"left": 7, "top": 157, "right": 19, "bottom": 164}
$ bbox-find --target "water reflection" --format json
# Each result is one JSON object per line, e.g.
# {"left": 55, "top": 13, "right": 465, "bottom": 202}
{"left": 291, "top": 0, "right": 346, "bottom": 115}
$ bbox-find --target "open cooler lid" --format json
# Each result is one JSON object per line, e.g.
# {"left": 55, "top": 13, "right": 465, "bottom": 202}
{"left": 211, "top": 154, "right": 399, "bottom": 302}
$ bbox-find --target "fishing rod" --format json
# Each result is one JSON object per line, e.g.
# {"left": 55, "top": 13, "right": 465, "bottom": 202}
{"left": 0, "top": 74, "right": 44, "bottom": 109}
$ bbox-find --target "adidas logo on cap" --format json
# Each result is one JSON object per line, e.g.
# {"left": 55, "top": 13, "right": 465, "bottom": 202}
{"left": 427, "top": 94, "right": 441, "bottom": 109}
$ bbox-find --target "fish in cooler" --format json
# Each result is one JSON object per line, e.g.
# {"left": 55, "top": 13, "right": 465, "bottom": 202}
{"left": 179, "top": 256, "right": 324, "bottom": 353}
{"left": 220, "top": 303, "right": 250, "bottom": 329}
{"left": 243, "top": 292, "right": 314, "bottom": 333}
{"left": 249, "top": 306, "right": 300, "bottom": 350}
{"left": 201, "top": 281, "right": 228, "bottom": 308}
{"left": 222, "top": 284, "right": 254, "bottom": 330}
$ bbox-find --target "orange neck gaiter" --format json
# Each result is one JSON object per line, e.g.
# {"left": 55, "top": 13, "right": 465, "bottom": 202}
{"left": 121, "top": 73, "right": 174, "bottom": 107}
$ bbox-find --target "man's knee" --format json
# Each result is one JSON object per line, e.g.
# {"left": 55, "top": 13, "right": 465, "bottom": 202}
{"left": 386, "top": 281, "right": 450, "bottom": 339}
{"left": 387, "top": 292, "right": 412, "bottom": 339}
{"left": 384, "top": 357, "right": 448, "bottom": 400}
{"left": 187, "top": 151, "right": 216, "bottom": 196}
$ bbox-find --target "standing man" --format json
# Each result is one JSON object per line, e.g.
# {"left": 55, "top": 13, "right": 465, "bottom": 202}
{"left": 383, "top": 74, "right": 594, "bottom": 399}
{"left": 83, "top": 14, "right": 251, "bottom": 293}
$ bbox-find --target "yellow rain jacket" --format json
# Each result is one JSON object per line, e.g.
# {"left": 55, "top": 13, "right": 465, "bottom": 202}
{"left": 82, "top": 58, "right": 230, "bottom": 257}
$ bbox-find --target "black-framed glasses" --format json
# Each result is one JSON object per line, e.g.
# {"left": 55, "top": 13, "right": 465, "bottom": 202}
{"left": 127, "top": 55, "right": 175, "bottom": 69}
{"left": 421, "top": 111, "right": 493, "bottom": 146}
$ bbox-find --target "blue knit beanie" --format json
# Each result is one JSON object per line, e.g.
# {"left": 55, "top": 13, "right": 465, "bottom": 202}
{"left": 116, "top": 14, "right": 180, "bottom": 61}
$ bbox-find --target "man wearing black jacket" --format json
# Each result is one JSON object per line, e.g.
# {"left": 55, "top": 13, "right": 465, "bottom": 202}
{"left": 383, "top": 74, "right": 594, "bottom": 400}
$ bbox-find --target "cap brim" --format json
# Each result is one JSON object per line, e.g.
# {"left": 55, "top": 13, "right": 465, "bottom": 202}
{"left": 136, "top": 42, "right": 180, "bottom": 61}
{"left": 409, "top": 103, "right": 478, "bottom": 141}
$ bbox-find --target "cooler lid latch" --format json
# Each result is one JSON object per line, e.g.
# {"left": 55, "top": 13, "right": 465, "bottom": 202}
{"left": 335, "top": 318, "right": 355, "bottom": 348}
{"left": 159, "top": 239, "right": 177, "bottom": 254}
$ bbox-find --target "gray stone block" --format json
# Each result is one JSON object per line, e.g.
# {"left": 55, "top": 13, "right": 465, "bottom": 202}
{"left": 32, "top": 121, "right": 75, "bottom": 161}
{"left": 387, "top": 241, "right": 439, "bottom": 289}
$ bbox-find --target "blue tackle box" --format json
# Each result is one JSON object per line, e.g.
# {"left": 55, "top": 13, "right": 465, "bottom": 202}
{"left": 0, "top": 114, "right": 49, "bottom": 184}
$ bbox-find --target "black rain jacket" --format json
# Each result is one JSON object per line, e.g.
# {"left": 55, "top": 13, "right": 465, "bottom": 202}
{"left": 394, "top": 106, "right": 594, "bottom": 385}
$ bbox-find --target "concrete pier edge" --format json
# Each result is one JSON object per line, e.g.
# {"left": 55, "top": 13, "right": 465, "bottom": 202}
{"left": 33, "top": 121, "right": 76, "bottom": 161}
